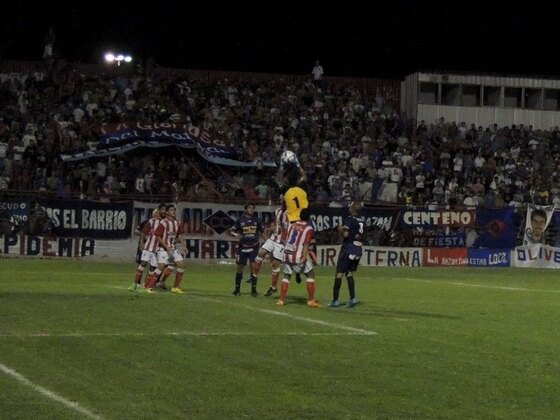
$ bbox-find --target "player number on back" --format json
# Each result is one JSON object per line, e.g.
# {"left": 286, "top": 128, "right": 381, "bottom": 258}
{"left": 288, "top": 229, "right": 299, "bottom": 245}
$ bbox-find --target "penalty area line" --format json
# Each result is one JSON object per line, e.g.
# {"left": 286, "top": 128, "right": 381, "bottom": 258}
{"left": 0, "top": 362, "right": 102, "bottom": 419}
{"left": 0, "top": 331, "right": 370, "bottom": 339}
{"left": 198, "top": 296, "right": 377, "bottom": 336}
{"left": 259, "top": 309, "right": 377, "bottom": 335}
{"left": 394, "top": 277, "right": 560, "bottom": 293}
{"left": 447, "top": 281, "right": 560, "bottom": 292}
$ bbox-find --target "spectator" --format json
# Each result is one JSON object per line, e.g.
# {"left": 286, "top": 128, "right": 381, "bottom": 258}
{"left": 0, "top": 171, "right": 9, "bottom": 191}
{"left": 254, "top": 179, "right": 269, "bottom": 200}
{"left": 311, "top": 60, "right": 324, "bottom": 87}
{"left": 42, "top": 27, "right": 55, "bottom": 60}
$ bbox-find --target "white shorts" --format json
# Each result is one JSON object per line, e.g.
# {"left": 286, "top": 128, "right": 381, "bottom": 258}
{"left": 261, "top": 239, "right": 284, "bottom": 261}
{"left": 140, "top": 250, "right": 158, "bottom": 267}
{"left": 157, "top": 248, "right": 184, "bottom": 265}
{"left": 283, "top": 259, "right": 314, "bottom": 276}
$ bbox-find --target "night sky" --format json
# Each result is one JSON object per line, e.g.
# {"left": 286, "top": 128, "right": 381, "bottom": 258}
{"left": 1, "top": 1, "right": 559, "bottom": 80}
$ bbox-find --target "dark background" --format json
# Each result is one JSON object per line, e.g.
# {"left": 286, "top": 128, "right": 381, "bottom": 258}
{"left": 1, "top": 1, "right": 558, "bottom": 80}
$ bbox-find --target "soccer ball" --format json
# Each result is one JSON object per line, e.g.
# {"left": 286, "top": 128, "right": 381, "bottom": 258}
{"left": 281, "top": 150, "right": 299, "bottom": 166}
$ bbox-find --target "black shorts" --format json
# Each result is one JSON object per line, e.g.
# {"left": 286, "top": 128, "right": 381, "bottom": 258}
{"left": 236, "top": 245, "right": 258, "bottom": 266}
{"left": 336, "top": 244, "right": 362, "bottom": 274}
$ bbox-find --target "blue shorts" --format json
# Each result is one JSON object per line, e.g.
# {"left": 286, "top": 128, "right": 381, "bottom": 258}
{"left": 236, "top": 245, "right": 258, "bottom": 265}
{"left": 336, "top": 243, "right": 362, "bottom": 274}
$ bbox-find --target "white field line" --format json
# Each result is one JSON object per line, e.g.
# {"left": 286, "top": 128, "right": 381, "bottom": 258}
{"left": 0, "top": 331, "right": 367, "bottom": 338}
{"left": 0, "top": 362, "right": 102, "bottom": 419}
{"left": 0, "top": 271, "right": 125, "bottom": 276}
{"left": 259, "top": 309, "right": 377, "bottom": 335}
{"left": 392, "top": 277, "right": 560, "bottom": 293}
{"left": 100, "top": 286, "right": 375, "bottom": 336}
{"left": 197, "top": 296, "right": 377, "bottom": 336}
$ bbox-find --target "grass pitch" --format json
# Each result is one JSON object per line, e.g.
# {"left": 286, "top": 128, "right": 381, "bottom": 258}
{"left": 1, "top": 259, "right": 560, "bottom": 419}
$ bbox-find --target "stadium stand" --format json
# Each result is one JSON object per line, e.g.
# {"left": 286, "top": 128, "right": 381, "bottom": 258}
{"left": 1, "top": 58, "right": 559, "bottom": 219}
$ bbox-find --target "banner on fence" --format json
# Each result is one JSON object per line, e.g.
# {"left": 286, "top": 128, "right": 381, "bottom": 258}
{"left": 523, "top": 204, "right": 555, "bottom": 245}
{"left": 468, "top": 248, "right": 511, "bottom": 267}
{"left": 0, "top": 198, "right": 29, "bottom": 224}
{"left": 184, "top": 239, "right": 240, "bottom": 259}
{"left": 37, "top": 199, "right": 133, "bottom": 239}
{"left": 408, "top": 230, "right": 466, "bottom": 247}
{"left": 317, "top": 245, "right": 422, "bottom": 267}
{"left": 309, "top": 206, "right": 399, "bottom": 232}
{"left": 400, "top": 210, "right": 476, "bottom": 228}
{"left": 132, "top": 202, "right": 399, "bottom": 241}
{"left": 133, "top": 201, "right": 277, "bottom": 240}
{"left": 0, "top": 234, "right": 95, "bottom": 257}
{"left": 472, "top": 207, "right": 517, "bottom": 249}
{"left": 423, "top": 248, "right": 468, "bottom": 266}
{"left": 512, "top": 244, "right": 560, "bottom": 268}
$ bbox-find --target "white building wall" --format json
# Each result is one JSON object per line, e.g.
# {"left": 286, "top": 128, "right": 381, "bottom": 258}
{"left": 406, "top": 72, "right": 560, "bottom": 130}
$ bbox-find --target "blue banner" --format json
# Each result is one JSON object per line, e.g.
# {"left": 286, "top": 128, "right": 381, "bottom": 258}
{"left": 468, "top": 248, "right": 511, "bottom": 267}
{"left": 408, "top": 230, "right": 466, "bottom": 247}
{"left": 551, "top": 209, "right": 560, "bottom": 245}
{"left": 36, "top": 199, "right": 133, "bottom": 239}
{"left": 370, "top": 178, "right": 385, "bottom": 201}
{"left": 400, "top": 209, "right": 476, "bottom": 228}
{"left": 61, "top": 122, "right": 276, "bottom": 168}
{"left": 0, "top": 199, "right": 30, "bottom": 224}
{"left": 309, "top": 205, "right": 399, "bottom": 232}
{"left": 471, "top": 207, "right": 517, "bottom": 249}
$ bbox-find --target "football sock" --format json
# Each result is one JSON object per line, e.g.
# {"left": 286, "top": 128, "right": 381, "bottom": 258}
{"left": 333, "top": 277, "right": 342, "bottom": 301}
{"left": 280, "top": 279, "right": 289, "bottom": 301}
{"left": 146, "top": 269, "right": 162, "bottom": 288}
{"left": 253, "top": 259, "right": 263, "bottom": 274}
{"left": 251, "top": 274, "right": 258, "bottom": 290}
{"left": 235, "top": 273, "right": 242, "bottom": 290}
{"left": 173, "top": 268, "right": 184, "bottom": 288}
{"left": 306, "top": 278, "right": 316, "bottom": 301}
{"left": 161, "top": 266, "right": 173, "bottom": 282}
{"left": 271, "top": 268, "right": 280, "bottom": 288}
{"left": 134, "top": 266, "right": 145, "bottom": 284}
{"left": 347, "top": 276, "right": 355, "bottom": 300}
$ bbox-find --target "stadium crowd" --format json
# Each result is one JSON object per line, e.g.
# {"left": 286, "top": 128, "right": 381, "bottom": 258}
{"left": 1, "top": 58, "right": 560, "bottom": 212}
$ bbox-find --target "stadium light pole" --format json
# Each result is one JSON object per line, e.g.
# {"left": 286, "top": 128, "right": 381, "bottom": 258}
{"left": 104, "top": 52, "right": 133, "bottom": 67}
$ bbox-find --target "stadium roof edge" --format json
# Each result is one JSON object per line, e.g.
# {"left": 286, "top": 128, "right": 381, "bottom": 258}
{"left": 411, "top": 68, "right": 560, "bottom": 82}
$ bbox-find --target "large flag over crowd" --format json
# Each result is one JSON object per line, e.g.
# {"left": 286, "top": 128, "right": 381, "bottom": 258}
{"left": 60, "top": 122, "right": 277, "bottom": 168}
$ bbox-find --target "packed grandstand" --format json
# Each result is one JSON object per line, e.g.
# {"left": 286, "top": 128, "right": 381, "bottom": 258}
{"left": 1, "top": 58, "right": 560, "bottom": 254}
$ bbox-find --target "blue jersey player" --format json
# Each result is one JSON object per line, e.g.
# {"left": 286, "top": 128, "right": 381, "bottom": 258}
{"left": 329, "top": 202, "right": 365, "bottom": 308}
{"left": 230, "top": 203, "right": 264, "bottom": 297}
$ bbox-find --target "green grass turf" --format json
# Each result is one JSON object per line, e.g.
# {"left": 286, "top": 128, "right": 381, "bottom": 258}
{"left": 1, "top": 259, "right": 560, "bottom": 419}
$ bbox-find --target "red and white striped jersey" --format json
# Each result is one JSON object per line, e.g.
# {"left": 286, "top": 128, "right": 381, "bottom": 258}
{"left": 269, "top": 207, "right": 289, "bottom": 244}
{"left": 283, "top": 221, "right": 314, "bottom": 264}
{"left": 154, "top": 218, "right": 183, "bottom": 250}
{"left": 142, "top": 218, "right": 162, "bottom": 253}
